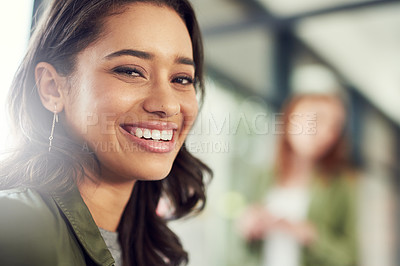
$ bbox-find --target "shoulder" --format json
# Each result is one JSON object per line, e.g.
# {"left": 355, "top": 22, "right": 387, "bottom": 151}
{"left": 335, "top": 169, "right": 360, "bottom": 193}
{"left": 0, "top": 188, "right": 59, "bottom": 264}
{"left": 0, "top": 187, "right": 57, "bottom": 221}
{"left": 316, "top": 168, "right": 359, "bottom": 187}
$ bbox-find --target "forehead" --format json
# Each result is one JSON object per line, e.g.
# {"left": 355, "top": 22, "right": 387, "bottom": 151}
{"left": 294, "top": 98, "right": 344, "bottom": 114}
{"left": 95, "top": 2, "right": 193, "bottom": 58}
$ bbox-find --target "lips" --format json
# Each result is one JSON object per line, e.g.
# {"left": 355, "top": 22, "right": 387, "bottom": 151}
{"left": 119, "top": 121, "right": 178, "bottom": 153}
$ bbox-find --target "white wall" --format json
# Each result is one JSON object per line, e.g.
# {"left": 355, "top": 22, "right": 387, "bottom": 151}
{"left": 0, "top": 1, "right": 33, "bottom": 152}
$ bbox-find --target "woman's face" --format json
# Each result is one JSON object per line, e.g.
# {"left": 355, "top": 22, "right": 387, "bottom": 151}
{"left": 286, "top": 98, "right": 345, "bottom": 161}
{"left": 62, "top": 3, "right": 198, "bottom": 182}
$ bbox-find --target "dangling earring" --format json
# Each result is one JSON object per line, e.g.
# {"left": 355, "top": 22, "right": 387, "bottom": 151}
{"left": 48, "top": 104, "right": 59, "bottom": 152}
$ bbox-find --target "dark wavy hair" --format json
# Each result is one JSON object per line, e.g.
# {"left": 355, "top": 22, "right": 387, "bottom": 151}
{"left": 0, "top": 0, "right": 212, "bottom": 265}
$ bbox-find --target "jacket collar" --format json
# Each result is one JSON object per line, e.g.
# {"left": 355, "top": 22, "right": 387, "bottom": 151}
{"left": 52, "top": 186, "right": 115, "bottom": 266}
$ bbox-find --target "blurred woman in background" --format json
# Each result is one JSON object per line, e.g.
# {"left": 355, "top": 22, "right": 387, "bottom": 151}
{"left": 238, "top": 94, "right": 358, "bottom": 266}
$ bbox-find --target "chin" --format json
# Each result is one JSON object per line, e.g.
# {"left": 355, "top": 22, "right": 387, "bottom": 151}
{"left": 136, "top": 171, "right": 172, "bottom": 181}
{"left": 97, "top": 155, "right": 175, "bottom": 183}
{"left": 129, "top": 162, "right": 174, "bottom": 181}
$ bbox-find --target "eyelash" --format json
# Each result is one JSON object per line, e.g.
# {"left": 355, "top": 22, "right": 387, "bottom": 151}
{"left": 172, "top": 76, "right": 194, "bottom": 85}
{"left": 113, "top": 66, "right": 143, "bottom": 77}
{"left": 113, "top": 66, "right": 194, "bottom": 86}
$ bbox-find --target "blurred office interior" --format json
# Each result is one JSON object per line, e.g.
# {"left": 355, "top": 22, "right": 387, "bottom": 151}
{"left": 0, "top": 0, "right": 399, "bottom": 265}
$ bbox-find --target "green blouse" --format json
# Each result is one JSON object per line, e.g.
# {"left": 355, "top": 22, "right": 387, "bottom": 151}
{"left": 247, "top": 170, "right": 358, "bottom": 266}
{"left": 303, "top": 174, "right": 358, "bottom": 266}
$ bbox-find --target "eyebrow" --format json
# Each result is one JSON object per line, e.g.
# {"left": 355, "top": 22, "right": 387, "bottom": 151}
{"left": 176, "top": 56, "right": 195, "bottom": 67}
{"left": 105, "top": 49, "right": 153, "bottom": 60}
{"left": 104, "top": 49, "right": 195, "bottom": 67}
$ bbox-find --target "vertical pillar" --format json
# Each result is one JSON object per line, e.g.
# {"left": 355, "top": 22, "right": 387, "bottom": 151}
{"left": 348, "top": 88, "right": 364, "bottom": 168}
{"left": 271, "top": 27, "right": 295, "bottom": 110}
{"left": 395, "top": 126, "right": 400, "bottom": 266}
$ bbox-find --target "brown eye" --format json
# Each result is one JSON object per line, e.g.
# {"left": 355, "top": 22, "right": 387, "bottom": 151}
{"left": 113, "top": 66, "right": 143, "bottom": 77}
{"left": 172, "top": 76, "right": 194, "bottom": 85}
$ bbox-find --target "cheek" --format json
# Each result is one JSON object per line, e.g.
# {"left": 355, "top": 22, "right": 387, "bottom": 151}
{"left": 181, "top": 93, "right": 199, "bottom": 131}
{"left": 63, "top": 91, "right": 95, "bottom": 138}
{"left": 63, "top": 79, "right": 124, "bottom": 141}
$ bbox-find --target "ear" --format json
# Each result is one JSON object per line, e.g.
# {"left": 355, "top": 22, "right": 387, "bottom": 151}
{"left": 35, "top": 62, "right": 65, "bottom": 113}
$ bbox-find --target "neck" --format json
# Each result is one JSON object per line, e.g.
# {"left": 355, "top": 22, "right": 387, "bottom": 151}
{"left": 78, "top": 169, "right": 136, "bottom": 232}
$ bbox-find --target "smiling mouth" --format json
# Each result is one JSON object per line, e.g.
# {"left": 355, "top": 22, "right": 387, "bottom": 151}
{"left": 119, "top": 122, "right": 178, "bottom": 153}
{"left": 123, "top": 126, "right": 174, "bottom": 142}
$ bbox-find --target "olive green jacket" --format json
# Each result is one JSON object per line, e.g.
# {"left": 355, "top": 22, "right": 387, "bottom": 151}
{"left": 302, "top": 174, "right": 358, "bottom": 266}
{"left": 0, "top": 187, "right": 115, "bottom": 266}
{"left": 245, "top": 170, "right": 358, "bottom": 266}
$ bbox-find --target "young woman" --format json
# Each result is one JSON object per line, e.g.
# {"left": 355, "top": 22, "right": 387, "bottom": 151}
{"left": 238, "top": 94, "right": 358, "bottom": 266}
{"left": 0, "top": 0, "right": 211, "bottom": 265}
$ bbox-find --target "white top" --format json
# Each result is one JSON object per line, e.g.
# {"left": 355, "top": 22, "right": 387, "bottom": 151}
{"left": 261, "top": 185, "right": 311, "bottom": 266}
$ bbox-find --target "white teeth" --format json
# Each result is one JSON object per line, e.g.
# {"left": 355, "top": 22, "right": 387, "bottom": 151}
{"left": 151, "top": 130, "right": 161, "bottom": 140}
{"left": 135, "top": 128, "right": 143, "bottom": 138}
{"left": 161, "top": 130, "right": 168, "bottom": 141}
{"left": 161, "top": 130, "right": 173, "bottom": 141}
{"left": 132, "top": 127, "right": 173, "bottom": 141}
{"left": 143, "top": 129, "right": 151, "bottom": 139}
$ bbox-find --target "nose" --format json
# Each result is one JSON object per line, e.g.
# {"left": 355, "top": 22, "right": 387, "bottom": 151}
{"left": 142, "top": 82, "right": 180, "bottom": 118}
